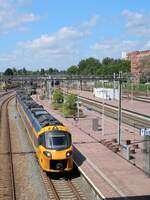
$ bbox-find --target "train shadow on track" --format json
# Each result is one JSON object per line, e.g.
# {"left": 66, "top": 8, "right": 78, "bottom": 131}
{"left": 46, "top": 164, "right": 80, "bottom": 180}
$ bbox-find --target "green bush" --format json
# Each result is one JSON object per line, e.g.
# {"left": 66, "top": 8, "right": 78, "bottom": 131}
{"left": 52, "top": 89, "right": 64, "bottom": 109}
{"left": 61, "top": 94, "right": 77, "bottom": 117}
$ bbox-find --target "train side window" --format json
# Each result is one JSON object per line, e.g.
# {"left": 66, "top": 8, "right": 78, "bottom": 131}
{"left": 38, "top": 134, "right": 45, "bottom": 146}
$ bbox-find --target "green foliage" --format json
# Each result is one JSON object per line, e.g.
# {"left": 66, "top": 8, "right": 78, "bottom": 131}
{"left": 12, "top": 67, "right": 17, "bottom": 75}
{"left": 66, "top": 65, "right": 78, "bottom": 75}
{"left": 100, "top": 59, "right": 130, "bottom": 75}
{"left": 4, "top": 68, "right": 13, "bottom": 76}
{"left": 17, "top": 68, "right": 28, "bottom": 75}
{"left": 66, "top": 57, "right": 131, "bottom": 76}
{"left": 2, "top": 66, "right": 62, "bottom": 76}
{"left": 40, "top": 68, "right": 45, "bottom": 75}
{"left": 102, "top": 57, "right": 114, "bottom": 65}
{"left": 2, "top": 56, "right": 131, "bottom": 77}
{"left": 61, "top": 94, "right": 77, "bottom": 117}
{"left": 78, "top": 57, "right": 101, "bottom": 75}
{"left": 52, "top": 89, "right": 64, "bottom": 109}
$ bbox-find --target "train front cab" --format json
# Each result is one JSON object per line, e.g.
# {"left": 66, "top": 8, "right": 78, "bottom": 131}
{"left": 37, "top": 126, "right": 73, "bottom": 173}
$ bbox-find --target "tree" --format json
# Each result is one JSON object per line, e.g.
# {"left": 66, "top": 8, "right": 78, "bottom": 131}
{"left": 48, "top": 68, "right": 53, "bottom": 74}
{"left": 4, "top": 68, "right": 13, "bottom": 76}
{"left": 52, "top": 89, "right": 64, "bottom": 109}
{"left": 12, "top": 67, "right": 17, "bottom": 75}
{"left": 22, "top": 67, "right": 27, "bottom": 75}
{"left": 40, "top": 68, "right": 45, "bottom": 75}
{"left": 66, "top": 65, "right": 78, "bottom": 75}
{"left": 78, "top": 57, "right": 101, "bottom": 75}
{"left": 100, "top": 58, "right": 131, "bottom": 75}
{"left": 102, "top": 57, "right": 114, "bottom": 65}
{"left": 62, "top": 94, "right": 77, "bottom": 117}
{"left": 17, "top": 69, "right": 23, "bottom": 75}
{"left": 53, "top": 68, "right": 59, "bottom": 74}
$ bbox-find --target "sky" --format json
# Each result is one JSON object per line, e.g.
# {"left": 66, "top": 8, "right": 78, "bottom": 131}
{"left": 0, "top": 0, "right": 150, "bottom": 71}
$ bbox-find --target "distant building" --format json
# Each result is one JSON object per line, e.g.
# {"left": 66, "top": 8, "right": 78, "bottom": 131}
{"left": 93, "top": 88, "right": 119, "bottom": 100}
{"left": 127, "top": 50, "right": 150, "bottom": 83}
{"left": 121, "top": 51, "right": 127, "bottom": 60}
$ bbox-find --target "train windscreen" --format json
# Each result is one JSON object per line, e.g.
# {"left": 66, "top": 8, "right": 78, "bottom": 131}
{"left": 45, "top": 131, "right": 71, "bottom": 150}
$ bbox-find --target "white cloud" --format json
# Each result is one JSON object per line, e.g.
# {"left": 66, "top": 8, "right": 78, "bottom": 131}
{"left": 0, "top": 25, "right": 90, "bottom": 70}
{"left": 80, "top": 15, "right": 99, "bottom": 28}
{"left": 145, "top": 41, "right": 150, "bottom": 48}
{"left": 91, "top": 10, "right": 150, "bottom": 59}
{"left": 0, "top": 13, "right": 99, "bottom": 70}
{"left": 122, "top": 9, "right": 150, "bottom": 37}
{"left": 92, "top": 39, "right": 141, "bottom": 58}
{"left": 0, "top": 0, "right": 40, "bottom": 34}
{"left": 19, "top": 26, "right": 87, "bottom": 51}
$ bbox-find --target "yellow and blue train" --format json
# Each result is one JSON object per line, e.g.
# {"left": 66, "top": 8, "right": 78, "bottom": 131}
{"left": 17, "top": 92, "right": 73, "bottom": 172}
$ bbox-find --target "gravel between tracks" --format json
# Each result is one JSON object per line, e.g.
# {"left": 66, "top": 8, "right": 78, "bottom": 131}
{"left": 8, "top": 98, "right": 49, "bottom": 200}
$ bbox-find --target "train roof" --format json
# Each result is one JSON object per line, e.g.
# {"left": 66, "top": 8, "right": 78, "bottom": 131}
{"left": 30, "top": 106, "right": 44, "bottom": 111}
{"left": 17, "top": 93, "right": 63, "bottom": 129}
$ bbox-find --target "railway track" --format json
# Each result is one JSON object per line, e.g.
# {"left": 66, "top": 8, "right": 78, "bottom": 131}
{"left": 134, "top": 96, "right": 150, "bottom": 103}
{"left": 0, "top": 91, "right": 13, "bottom": 99}
{"left": 40, "top": 171, "right": 87, "bottom": 200}
{"left": 17, "top": 92, "right": 93, "bottom": 200}
{"left": 123, "top": 95, "right": 150, "bottom": 104}
{"left": 0, "top": 94, "right": 16, "bottom": 200}
{"left": 78, "top": 95, "right": 150, "bottom": 129}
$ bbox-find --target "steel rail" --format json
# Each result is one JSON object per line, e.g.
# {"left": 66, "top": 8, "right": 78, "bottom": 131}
{"left": 123, "top": 95, "right": 150, "bottom": 104}
{"left": 40, "top": 170, "right": 85, "bottom": 200}
{"left": 40, "top": 172, "right": 60, "bottom": 200}
{"left": 6, "top": 96, "right": 17, "bottom": 200}
{"left": 134, "top": 97, "right": 150, "bottom": 103}
{"left": 0, "top": 90, "right": 14, "bottom": 99}
{"left": 0, "top": 94, "right": 16, "bottom": 200}
{"left": 78, "top": 96, "right": 150, "bottom": 129}
{"left": 17, "top": 96, "right": 86, "bottom": 200}
{"left": 67, "top": 179, "right": 84, "bottom": 200}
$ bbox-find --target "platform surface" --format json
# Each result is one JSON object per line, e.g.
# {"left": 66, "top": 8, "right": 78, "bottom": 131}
{"left": 33, "top": 96, "right": 150, "bottom": 200}
{"left": 68, "top": 89, "right": 150, "bottom": 117}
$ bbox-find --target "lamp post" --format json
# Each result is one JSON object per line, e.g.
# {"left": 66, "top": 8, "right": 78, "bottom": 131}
{"left": 146, "top": 76, "right": 149, "bottom": 97}
{"left": 131, "top": 76, "right": 134, "bottom": 104}
{"left": 102, "top": 79, "right": 105, "bottom": 136}
{"left": 77, "top": 79, "right": 80, "bottom": 121}
{"left": 118, "top": 72, "right": 122, "bottom": 145}
{"left": 113, "top": 73, "right": 116, "bottom": 100}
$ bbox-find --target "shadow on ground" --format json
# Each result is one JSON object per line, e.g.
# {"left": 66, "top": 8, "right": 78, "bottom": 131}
{"left": 106, "top": 195, "right": 150, "bottom": 200}
{"left": 47, "top": 164, "right": 81, "bottom": 180}
{"left": 72, "top": 145, "right": 86, "bottom": 166}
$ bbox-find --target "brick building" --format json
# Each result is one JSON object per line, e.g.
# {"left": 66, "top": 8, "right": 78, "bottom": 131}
{"left": 127, "top": 50, "right": 150, "bottom": 82}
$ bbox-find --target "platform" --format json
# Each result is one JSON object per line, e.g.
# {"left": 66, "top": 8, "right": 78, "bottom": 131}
{"left": 33, "top": 96, "right": 150, "bottom": 200}
{"left": 67, "top": 89, "right": 150, "bottom": 117}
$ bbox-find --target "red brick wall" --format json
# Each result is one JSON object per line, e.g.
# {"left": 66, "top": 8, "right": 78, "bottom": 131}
{"left": 127, "top": 50, "right": 150, "bottom": 82}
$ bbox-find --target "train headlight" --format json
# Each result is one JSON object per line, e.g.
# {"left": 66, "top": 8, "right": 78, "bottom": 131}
{"left": 66, "top": 151, "right": 72, "bottom": 157}
{"left": 43, "top": 151, "right": 52, "bottom": 158}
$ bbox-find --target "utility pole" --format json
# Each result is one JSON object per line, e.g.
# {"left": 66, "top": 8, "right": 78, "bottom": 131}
{"left": 77, "top": 95, "right": 80, "bottom": 121}
{"left": 146, "top": 76, "right": 149, "bottom": 97}
{"left": 77, "top": 79, "right": 80, "bottom": 121}
{"left": 48, "top": 76, "right": 52, "bottom": 100}
{"left": 113, "top": 73, "right": 116, "bottom": 100}
{"left": 102, "top": 79, "right": 105, "bottom": 136}
{"left": 118, "top": 72, "right": 122, "bottom": 145}
{"left": 131, "top": 77, "right": 133, "bottom": 104}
